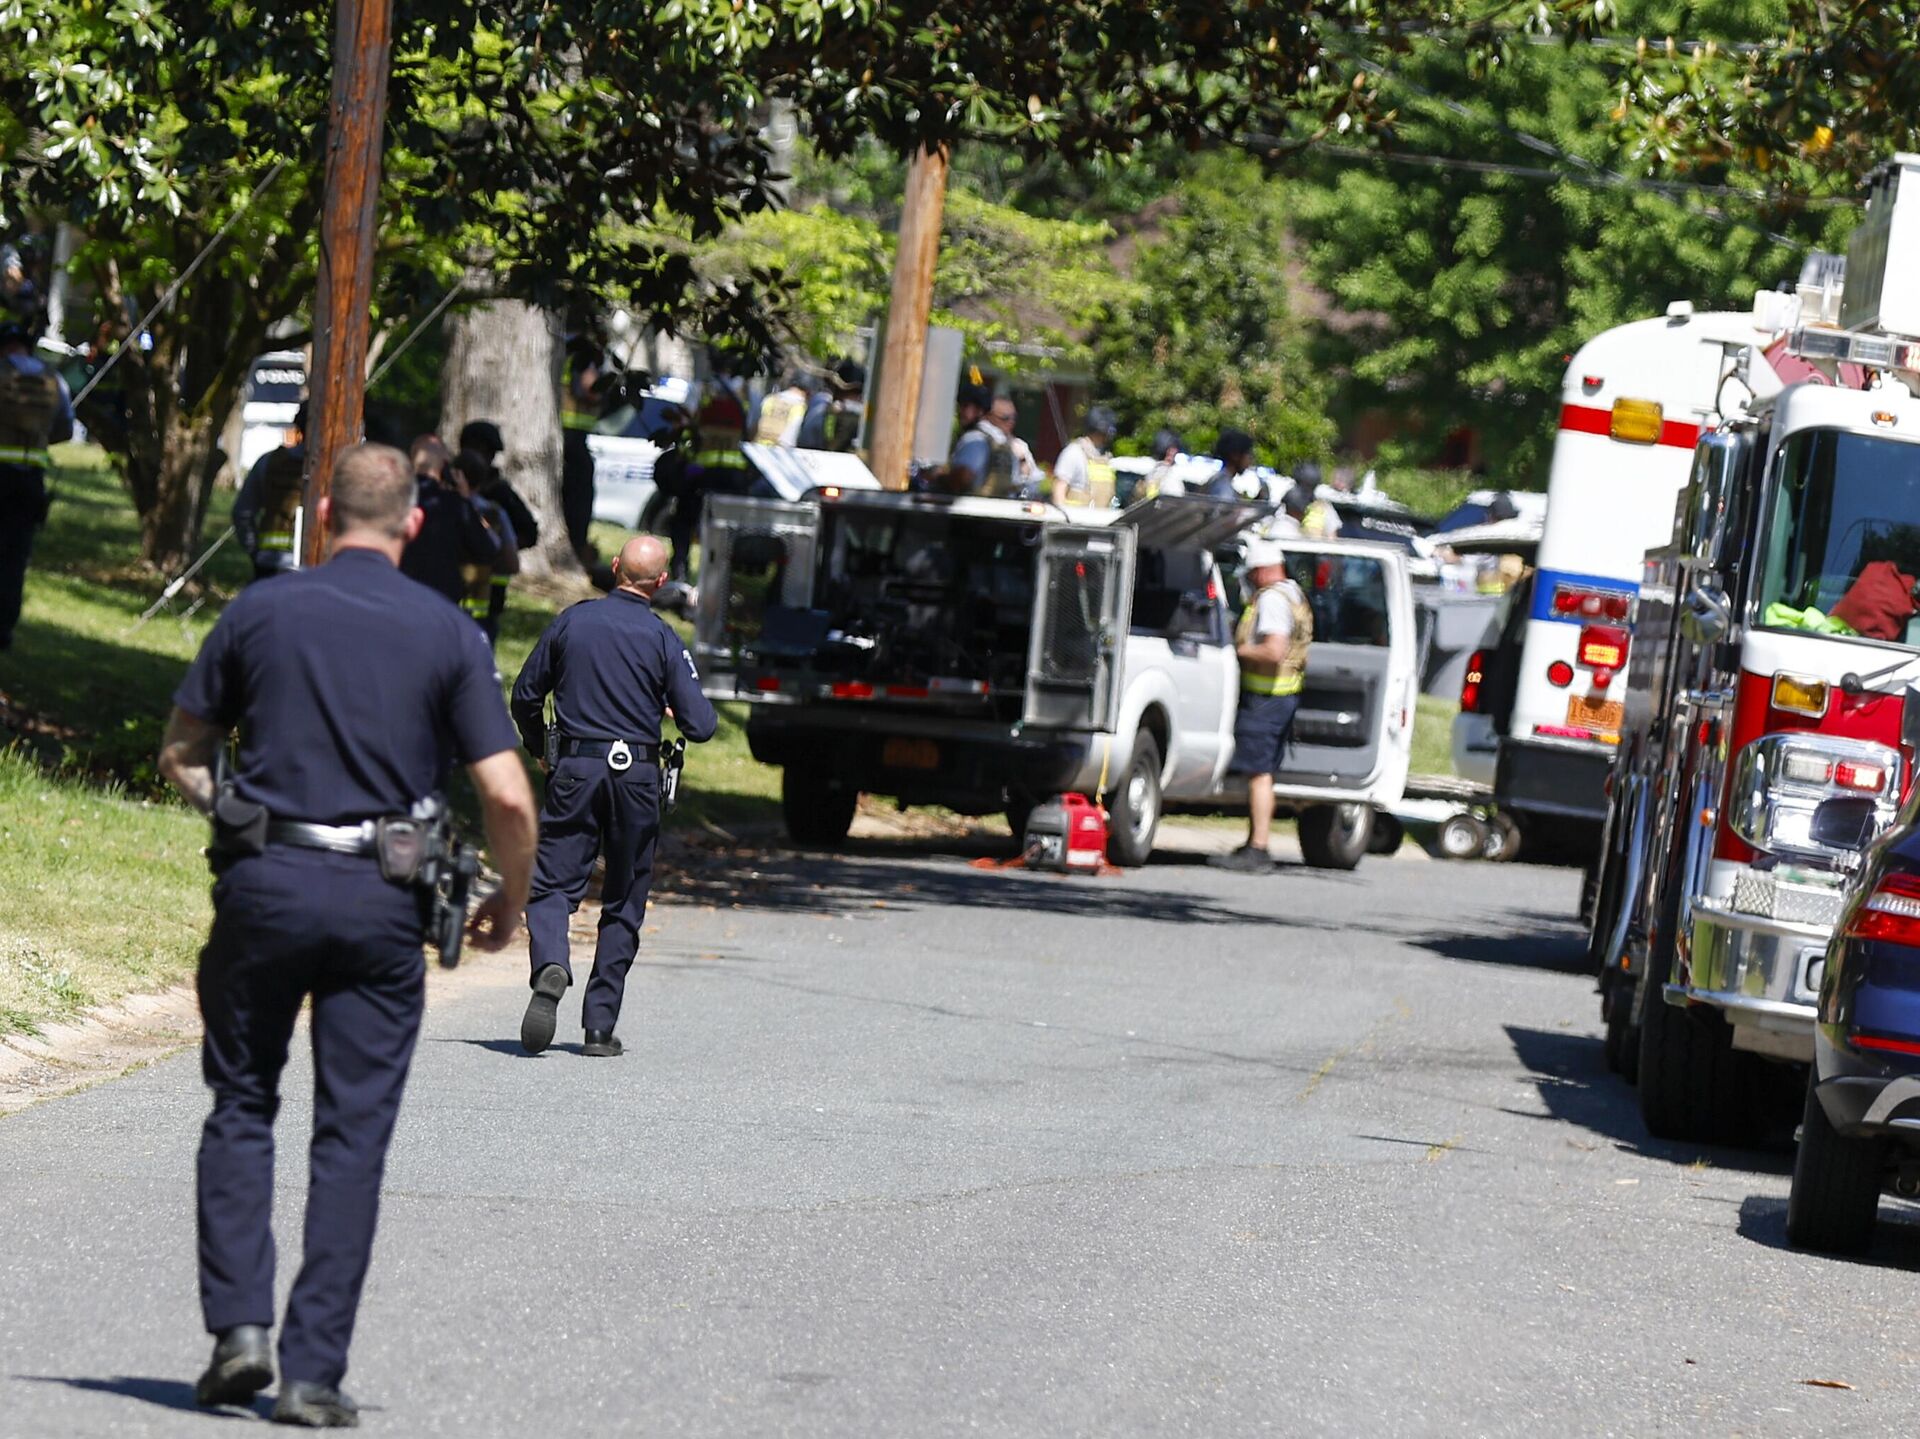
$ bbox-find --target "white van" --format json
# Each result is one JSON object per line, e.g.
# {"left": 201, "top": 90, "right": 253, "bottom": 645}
{"left": 695, "top": 491, "right": 1418, "bottom": 867}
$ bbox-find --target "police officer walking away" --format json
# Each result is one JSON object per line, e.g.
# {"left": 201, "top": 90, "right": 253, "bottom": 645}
{"left": 157, "top": 443, "right": 538, "bottom": 1426}
{"left": 0, "top": 315, "right": 76, "bottom": 650}
{"left": 510, "top": 533, "right": 717, "bottom": 1057}
{"left": 1211, "top": 536, "right": 1312, "bottom": 873}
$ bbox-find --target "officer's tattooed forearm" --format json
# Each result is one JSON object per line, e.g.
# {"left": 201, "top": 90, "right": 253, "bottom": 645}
{"left": 158, "top": 707, "right": 222, "bottom": 817}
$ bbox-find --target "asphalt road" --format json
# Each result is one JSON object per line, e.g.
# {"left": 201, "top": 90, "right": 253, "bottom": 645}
{"left": 4, "top": 835, "right": 1919, "bottom": 1437}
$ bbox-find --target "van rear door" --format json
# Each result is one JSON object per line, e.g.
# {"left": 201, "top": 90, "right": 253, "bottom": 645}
{"left": 1025, "top": 525, "right": 1137, "bottom": 731}
{"left": 1266, "top": 540, "right": 1417, "bottom": 805}
{"left": 694, "top": 495, "right": 821, "bottom": 700}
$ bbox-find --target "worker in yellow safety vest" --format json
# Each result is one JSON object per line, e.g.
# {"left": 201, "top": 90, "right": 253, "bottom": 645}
{"left": 1050, "top": 405, "right": 1119, "bottom": 509}
{"left": 232, "top": 403, "right": 308, "bottom": 581}
{"left": 1212, "top": 535, "right": 1313, "bottom": 874}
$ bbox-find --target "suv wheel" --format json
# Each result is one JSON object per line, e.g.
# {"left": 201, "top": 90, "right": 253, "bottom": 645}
{"left": 1787, "top": 1077, "right": 1884, "bottom": 1255}
{"left": 1105, "top": 734, "right": 1163, "bottom": 868}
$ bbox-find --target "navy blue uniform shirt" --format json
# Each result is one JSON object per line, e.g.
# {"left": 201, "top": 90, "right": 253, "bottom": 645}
{"left": 510, "top": 590, "right": 719, "bottom": 753}
{"left": 399, "top": 475, "right": 502, "bottom": 604}
{"left": 175, "top": 548, "right": 519, "bottom": 823}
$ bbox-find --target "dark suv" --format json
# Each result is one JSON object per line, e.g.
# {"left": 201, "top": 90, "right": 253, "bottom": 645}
{"left": 1788, "top": 795, "right": 1920, "bottom": 1253}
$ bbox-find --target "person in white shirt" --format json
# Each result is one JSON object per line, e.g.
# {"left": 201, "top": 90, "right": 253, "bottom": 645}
{"left": 1050, "top": 405, "right": 1119, "bottom": 508}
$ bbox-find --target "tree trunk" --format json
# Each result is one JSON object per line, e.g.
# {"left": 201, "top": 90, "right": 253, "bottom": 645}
{"left": 439, "top": 298, "right": 579, "bottom": 580}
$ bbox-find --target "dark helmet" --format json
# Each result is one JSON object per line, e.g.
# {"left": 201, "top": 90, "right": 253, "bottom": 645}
{"left": 1294, "top": 459, "right": 1323, "bottom": 488}
{"left": 459, "top": 419, "right": 505, "bottom": 458}
{"left": 1151, "top": 428, "right": 1183, "bottom": 460}
{"left": 1085, "top": 404, "right": 1118, "bottom": 439}
{"left": 1283, "top": 483, "right": 1314, "bottom": 518}
{"left": 1214, "top": 428, "right": 1254, "bottom": 463}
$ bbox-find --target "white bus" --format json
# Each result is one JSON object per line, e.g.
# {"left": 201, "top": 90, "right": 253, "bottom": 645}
{"left": 1488, "top": 303, "right": 1779, "bottom": 854}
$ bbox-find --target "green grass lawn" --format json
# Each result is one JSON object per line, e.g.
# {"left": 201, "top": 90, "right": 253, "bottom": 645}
{"left": 0, "top": 447, "right": 776, "bottom": 1035}
{"left": 1411, "top": 694, "right": 1460, "bottom": 779}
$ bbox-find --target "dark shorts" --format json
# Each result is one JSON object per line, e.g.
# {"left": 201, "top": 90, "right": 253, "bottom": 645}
{"left": 1228, "top": 693, "right": 1300, "bottom": 777}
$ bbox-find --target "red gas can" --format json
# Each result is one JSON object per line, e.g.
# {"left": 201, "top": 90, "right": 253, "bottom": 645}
{"left": 1023, "top": 793, "right": 1109, "bottom": 871}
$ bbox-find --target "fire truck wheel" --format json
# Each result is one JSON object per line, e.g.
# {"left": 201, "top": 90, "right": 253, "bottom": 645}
{"left": 1106, "top": 734, "right": 1164, "bottom": 868}
{"left": 1637, "top": 956, "right": 1757, "bottom": 1144}
{"left": 1299, "top": 803, "right": 1373, "bottom": 870}
{"left": 1786, "top": 1078, "right": 1885, "bottom": 1255}
{"left": 782, "top": 767, "right": 857, "bottom": 847}
{"left": 1602, "top": 977, "right": 1636, "bottom": 1076}
{"left": 1436, "top": 813, "right": 1486, "bottom": 861}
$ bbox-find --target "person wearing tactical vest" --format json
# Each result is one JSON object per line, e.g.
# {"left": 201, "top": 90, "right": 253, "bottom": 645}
{"left": 1050, "top": 405, "right": 1120, "bottom": 509}
{"left": 458, "top": 419, "right": 538, "bottom": 639}
{"left": 0, "top": 316, "right": 75, "bottom": 651}
{"left": 1212, "top": 535, "right": 1313, "bottom": 873}
{"left": 231, "top": 404, "right": 308, "bottom": 582}
{"left": 452, "top": 448, "right": 519, "bottom": 646}
{"left": 950, "top": 393, "right": 1019, "bottom": 498}
{"left": 754, "top": 373, "right": 810, "bottom": 446}
{"left": 1138, "top": 428, "right": 1187, "bottom": 500}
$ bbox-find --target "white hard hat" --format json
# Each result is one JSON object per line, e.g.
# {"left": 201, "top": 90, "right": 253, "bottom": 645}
{"left": 1244, "top": 536, "right": 1286, "bottom": 569}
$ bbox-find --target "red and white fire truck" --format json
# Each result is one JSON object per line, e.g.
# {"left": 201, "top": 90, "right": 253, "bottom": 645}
{"left": 1589, "top": 154, "right": 1920, "bottom": 1144}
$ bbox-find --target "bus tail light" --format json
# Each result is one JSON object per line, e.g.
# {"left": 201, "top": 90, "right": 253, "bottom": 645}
{"left": 1836, "top": 761, "right": 1888, "bottom": 794}
{"left": 1577, "top": 626, "right": 1628, "bottom": 670}
{"left": 1547, "top": 660, "right": 1574, "bottom": 688}
{"left": 1552, "top": 586, "right": 1632, "bottom": 620}
{"left": 1461, "top": 650, "right": 1486, "bottom": 713}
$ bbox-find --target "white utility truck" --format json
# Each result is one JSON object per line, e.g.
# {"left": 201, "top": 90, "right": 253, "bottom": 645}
{"left": 694, "top": 489, "right": 1418, "bottom": 867}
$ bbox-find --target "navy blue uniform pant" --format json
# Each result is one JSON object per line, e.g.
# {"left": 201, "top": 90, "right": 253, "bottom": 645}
{"left": 526, "top": 755, "right": 660, "bottom": 1033}
{"left": 0, "top": 464, "right": 48, "bottom": 650}
{"left": 195, "top": 849, "right": 427, "bottom": 1390}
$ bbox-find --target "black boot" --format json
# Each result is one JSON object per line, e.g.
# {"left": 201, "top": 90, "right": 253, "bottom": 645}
{"left": 521, "top": 964, "right": 569, "bottom": 1054}
{"left": 273, "top": 1380, "right": 359, "bottom": 1428}
{"left": 195, "top": 1323, "right": 273, "bottom": 1407}
{"left": 582, "top": 1029, "right": 624, "bottom": 1058}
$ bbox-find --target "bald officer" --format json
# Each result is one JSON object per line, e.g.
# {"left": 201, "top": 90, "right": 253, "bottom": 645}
{"left": 159, "top": 443, "right": 539, "bottom": 1426}
{"left": 510, "top": 534, "right": 718, "bottom": 1056}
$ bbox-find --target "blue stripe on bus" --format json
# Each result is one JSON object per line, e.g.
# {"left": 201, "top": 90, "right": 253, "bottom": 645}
{"left": 1530, "top": 567, "right": 1639, "bottom": 625}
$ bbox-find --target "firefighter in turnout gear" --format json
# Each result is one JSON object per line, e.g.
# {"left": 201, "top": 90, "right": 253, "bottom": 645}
{"left": 0, "top": 315, "right": 76, "bottom": 650}
{"left": 233, "top": 404, "right": 309, "bottom": 581}
{"left": 1212, "top": 535, "right": 1312, "bottom": 873}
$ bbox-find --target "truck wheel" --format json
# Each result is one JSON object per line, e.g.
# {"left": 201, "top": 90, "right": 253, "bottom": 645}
{"left": 1636, "top": 918, "right": 1756, "bottom": 1144}
{"left": 1485, "top": 812, "right": 1523, "bottom": 863}
{"left": 1786, "top": 1077, "right": 1884, "bottom": 1255}
{"left": 1602, "top": 975, "right": 1636, "bottom": 1077}
{"left": 1299, "top": 803, "right": 1373, "bottom": 870}
{"left": 1436, "top": 813, "right": 1486, "bottom": 861}
{"left": 1368, "top": 812, "right": 1405, "bottom": 855}
{"left": 1105, "top": 734, "right": 1163, "bottom": 868}
{"left": 782, "top": 767, "right": 857, "bottom": 848}
{"left": 640, "top": 489, "right": 674, "bottom": 536}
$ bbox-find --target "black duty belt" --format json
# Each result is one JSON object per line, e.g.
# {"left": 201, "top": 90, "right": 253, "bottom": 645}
{"left": 266, "top": 819, "right": 379, "bottom": 856}
{"left": 558, "top": 736, "right": 648, "bottom": 771}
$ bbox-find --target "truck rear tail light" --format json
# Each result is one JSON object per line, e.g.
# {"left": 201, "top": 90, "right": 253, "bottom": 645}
{"left": 929, "top": 677, "right": 989, "bottom": 696}
{"left": 1836, "top": 761, "right": 1888, "bottom": 793}
{"left": 755, "top": 676, "right": 783, "bottom": 692}
{"left": 1577, "top": 626, "right": 1628, "bottom": 669}
{"left": 830, "top": 681, "right": 875, "bottom": 699}
{"left": 1781, "top": 753, "right": 1833, "bottom": 784}
{"left": 1770, "top": 672, "right": 1830, "bottom": 718}
{"left": 1845, "top": 874, "right": 1920, "bottom": 947}
{"left": 1552, "top": 586, "right": 1632, "bottom": 620}
{"left": 1610, "top": 397, "right": 1664, "bottom": 444}
{"left": 1546, "top": 660, "right": 1574, "bottom": 688}
{"left": 1461, "top": 650, "right": 1486, "bottom": 712}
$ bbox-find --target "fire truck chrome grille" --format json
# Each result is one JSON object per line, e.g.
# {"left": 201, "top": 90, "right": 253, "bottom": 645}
{"left": 1729, "top": 871, "right": 1845, "bottom": 928}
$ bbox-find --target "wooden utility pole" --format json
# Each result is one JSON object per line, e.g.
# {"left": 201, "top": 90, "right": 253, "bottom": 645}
{"left": 300, "top": 0, "right": 395, "bottom": 566}
{"left": 868, "top": 145, "right": 950, "bottom": 491}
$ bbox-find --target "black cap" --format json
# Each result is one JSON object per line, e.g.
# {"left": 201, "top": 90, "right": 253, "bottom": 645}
{"left": 1214, "top": 428, "right": 1254, "bottom": 462}
{"left": 459, "top": 420, "right": 505, "bottom": 457}
{"left": 957, "top": 382, "right": 992, "bottom": 413}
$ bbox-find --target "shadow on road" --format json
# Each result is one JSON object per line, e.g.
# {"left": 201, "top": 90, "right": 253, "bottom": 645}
{"left": 1411, "top": 909, "right": 1590, "bottom": 975}
{"left": 15, "top": 1374, "right": 266, "bottom": 1419}
{"left": 656, "top": 845, "right": 1332, "bottom": 930}
{"left": 435, "top": 1037, "right": 583, "bottom": 1058}
{"left": 1737, "top": 1194, "right": 1920, "bottom": 1271}
{"left": 1502, "top": 1024, "right": 1794, "bottom": 1176}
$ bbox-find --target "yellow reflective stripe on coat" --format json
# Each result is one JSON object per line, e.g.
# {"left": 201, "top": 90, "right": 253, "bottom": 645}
{"left": 258, "top": 532, "right": 296, "bottom": 552}
{"left": 490, "top": 575, "right": 511, "bottom": 589}
{"left": 0, "top": 445, "right": 51, "bottom": 467}
{"left": 461, "top": 595, "right": 489, "bottom": 617}
{"left": 1241, "top": 670, "right": 1304, "bottom": 697}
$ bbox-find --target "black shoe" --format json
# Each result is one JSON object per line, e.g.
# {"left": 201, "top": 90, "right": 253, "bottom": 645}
{"left": 273, "top": 1381, "right": 359, "bottom": 1428}
{"left": 1208, "top": 844, "right": 1274, "bottom": 873}
{"left": 195, "top": 1324, "right": 273, "bottom": 1407}
{"left": 521, "top": 965, "right": 569, "bottom": 1054}
{"left": 582, "top": 1029, "right": 624, "bottom": 1058}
